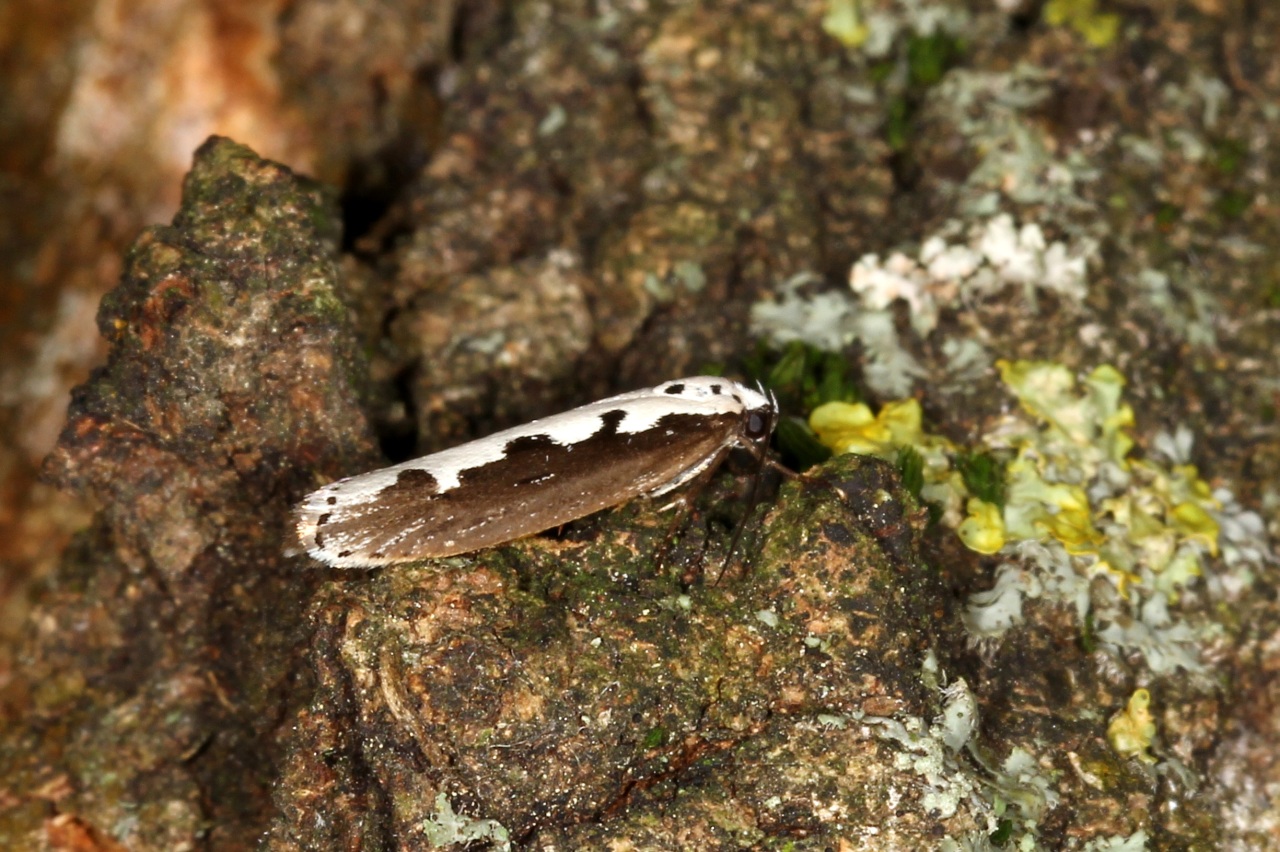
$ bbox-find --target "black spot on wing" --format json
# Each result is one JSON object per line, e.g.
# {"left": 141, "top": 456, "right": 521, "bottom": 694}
{"left": 503, "top": 433, "right": 556, "bottom": 455}
{"left": 663, "top": 383, "right": 685, "bottom": 395}
{"left": 385, "top": 467, "right": 439, "bottom": 494}
{"left": 456, "top": 411, "right": 738, "bottom": 497}
{"left": 598, "top": 409, "right": 626, "bottom": 434}
{"left": 710, "top": 383, "right": 723, "bottom": 394}
{"left": 504, "top": 410, "right": 628, "bottom": 457}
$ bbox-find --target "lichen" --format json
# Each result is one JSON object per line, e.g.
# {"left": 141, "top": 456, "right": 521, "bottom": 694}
{"left": 1043, "top": 0, "right": 1122, "bottom": 48}
{"left": 1106, "top": 689, "right": 1157, "bottom": 765}
{"left": 803, "top": 358, "right": 1255, "bottom": 675}
{"left": 751, "top": 214, "right": 1097, "bottom": 399}
{"left": 867, "top": 659, "right": 1060, "bottom": 849}
{"left": 422, "top": 793, "right": 511, "bottom": 850}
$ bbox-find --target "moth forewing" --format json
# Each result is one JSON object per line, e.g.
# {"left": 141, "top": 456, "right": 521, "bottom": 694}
{"left": 293, "top": 377, "right": 777, "bottom": 568}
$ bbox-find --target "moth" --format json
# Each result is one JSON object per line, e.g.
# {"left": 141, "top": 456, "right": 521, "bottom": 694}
{"left": 294, "top": 376, "right": 779, "bottom": 567}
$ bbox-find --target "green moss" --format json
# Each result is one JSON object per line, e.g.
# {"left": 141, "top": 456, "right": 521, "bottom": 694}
{"left": 955, "top": 449, "right": 1006, "bottom": 508}
{"left": 1212, "top": 137, "right": 1247, "bottom": 175}
{"left": 906, "top": 33, "right": 964, "bottom": 88}
{"left": 641, "top": 727, "right": 668, "bottom": 750}
{"left": 874, "top": 32, "right": 964, "bottom": 151}
{"left": 868, "top": 60, "right": 894, "bottom": 84}
{"left": 743, "top": 342, "right": 858, "bottom": 469}
{"left": 883, "top": 96, "right": 911, "bottom": 152}
{"left": 775, "top": 416, "right": 832, "bottom": 471}
{"left": 1080, "top": 610, "right": 1097, "bottom": 654}
{"left": 1214, "top": 188, "right": 1251, "bottom": 219}
{"left": 1154, "top": 203, "right": 1182, "bottom": 228}
{"left": 746, "top": 340, "right": 860, "bottom": 412}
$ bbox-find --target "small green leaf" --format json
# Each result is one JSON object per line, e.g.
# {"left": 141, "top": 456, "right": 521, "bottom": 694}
{"left": 777, "top": 417, "right": 833, "bottom": 471}
{"left": 896, "top": 446, "right": 925, "bottom": 499}
{"left": 1080, "top": 610, "right": 1097, "bottom": 654}
{"left": 747, "top": 343, "right": 860, "bottom": 414}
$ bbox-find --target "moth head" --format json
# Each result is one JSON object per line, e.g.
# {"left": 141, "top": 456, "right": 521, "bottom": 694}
{"left": 740, "top": 385, "right": 778, "bottom": 449}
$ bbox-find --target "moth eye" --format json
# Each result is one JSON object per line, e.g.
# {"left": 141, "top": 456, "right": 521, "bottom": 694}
{"left": 746, "top": 411, "right": 769, "bottom": 439}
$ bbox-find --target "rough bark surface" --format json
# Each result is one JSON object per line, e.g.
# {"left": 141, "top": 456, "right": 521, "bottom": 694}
{"left": 0, "top": 1, "right": 1277, "bottom": 850}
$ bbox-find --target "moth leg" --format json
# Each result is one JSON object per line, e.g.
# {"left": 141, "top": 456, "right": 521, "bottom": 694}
{"left": 754, "top": 445, "right": 855, "bottom": 504}
{"left": 713, "top": 440, "right": 774, "bottom": 585}
{"left": 650, "top": 446, "right": 734, "bottom": 577}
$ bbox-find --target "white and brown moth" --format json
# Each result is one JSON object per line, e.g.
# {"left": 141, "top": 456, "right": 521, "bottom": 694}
{"left": 294, "top": 376, "right": 778, "bottom": 567}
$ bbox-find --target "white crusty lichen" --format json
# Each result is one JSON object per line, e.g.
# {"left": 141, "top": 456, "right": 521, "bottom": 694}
{"left": 870, "top": 680, "right": 986, "bottom": 822}
{"left": 851, "top": 214, "right": 1092, "bottom": 338}
{"left": 751, "top": 54, "right": 1240, "bottom": 393}
{"left": 751, "top": 214, "right": 1096, "bottom": 399}
{"left": 823, "top": 0, "right": 973, "bottom": 57}
{"left": 870, "top": 657, "right": 1060, "bottom": 847}
{"left": 1080, "top": 830, "right": 1150, "bottom": 852}
{"left": 422, "top": 793, "right": 511, "bottom": 851}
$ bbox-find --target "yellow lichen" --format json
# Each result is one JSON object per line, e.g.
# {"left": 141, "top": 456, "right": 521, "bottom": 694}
{"left": 1107, "top": 688, "right": 1157, "bottom": 764}
{"left": 958, "top": 499, "right": 1005, "bottom": 555}
{"left": 809, "top": 398, "right": 939, "bottom": 460}
{"left": 998, "top": 360, "right": 1134, "bottom": 469}
{"left": 808, "top": 360, "right": 1219, "bottom": 601}
{"left": 1044, "top": 0, "right": 1121, "bottom": 48}
{"left": 821, "top": 0, "right": 869, "bottom": 48}
{"left": 1002, "top": 455, "right": 1103, "bottom": 553}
